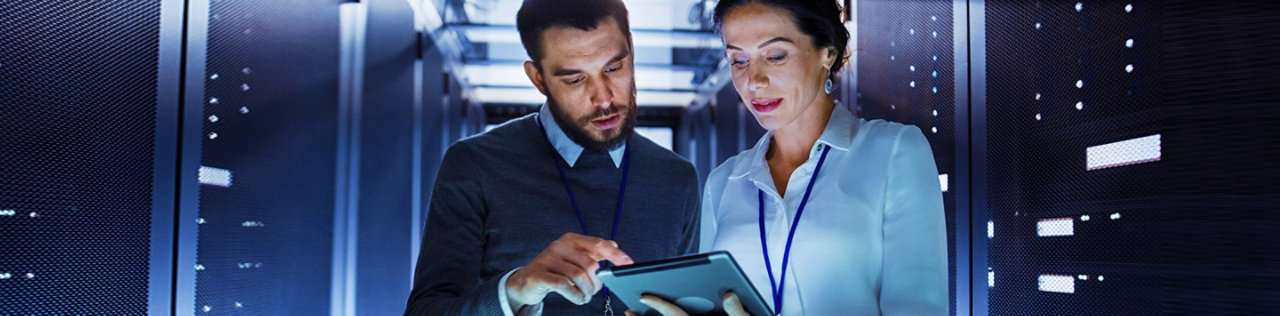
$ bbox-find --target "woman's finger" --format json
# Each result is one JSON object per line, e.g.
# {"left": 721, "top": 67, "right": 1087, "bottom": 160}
{"left": 639, "top": 294, "right": 690, "bottom": 316}
{"left": 722, "top": 291, "right": 751, "bottom": 316}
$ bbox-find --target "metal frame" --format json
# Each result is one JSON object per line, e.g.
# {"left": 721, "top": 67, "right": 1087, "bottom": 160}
{"left": 335, "top": 3, "right": 368, "bottom": 316}
{"left": 173, "top": 0, "right": 210, "bottom": 314}
{"left": 150, "top": 0, "right": 187, "bottom": 314}
{"left": 966, "top": 1, "right": 989, "bottom": 315}
{"left": 410, "top": 30, "right": 426, "bottom": 291}
{"left": 951, "top": 0, "right": 973, "bottom": 315}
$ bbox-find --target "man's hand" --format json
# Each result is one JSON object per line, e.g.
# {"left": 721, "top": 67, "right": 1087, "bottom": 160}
{"left": 505, "top": 233, "right": 634, "bottom": 310}
{"left": 624, "top": 292, "right": 752, "bottom": 316}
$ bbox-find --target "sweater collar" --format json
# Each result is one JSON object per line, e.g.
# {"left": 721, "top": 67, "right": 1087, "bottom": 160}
{"left": 538, "top": 104, "right": 626, "bottom": 168}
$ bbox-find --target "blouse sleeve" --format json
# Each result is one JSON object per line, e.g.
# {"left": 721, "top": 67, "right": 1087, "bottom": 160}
{"left": 879, "top": 125, "right": 949, "bottom": 315}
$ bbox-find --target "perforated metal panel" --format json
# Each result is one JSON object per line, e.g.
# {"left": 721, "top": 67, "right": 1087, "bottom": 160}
{"left": 854, "top": 1, "right": 958, "bottom": 314}
{"left": 0, "top": 1, "right": 160, "bottom": 314}
{"left": 985, "top": 0, "right": 1280, "bottom": 314}
{"left": 193, "top": 0, "right": 342, "bottom": 314}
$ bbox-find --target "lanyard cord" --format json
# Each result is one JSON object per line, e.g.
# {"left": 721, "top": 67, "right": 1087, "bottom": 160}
{"left": 536, "top": 119, "right": 631, "bottom": 301}
{"left": 758, "top": 145, "right": 831, "bottom": 314}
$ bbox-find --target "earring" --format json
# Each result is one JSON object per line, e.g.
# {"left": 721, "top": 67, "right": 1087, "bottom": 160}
{"left": 823, "top": 67, "right": 834, "bottom": 94}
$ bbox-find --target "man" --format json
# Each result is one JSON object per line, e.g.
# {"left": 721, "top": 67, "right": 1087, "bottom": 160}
{"left": 404, "top": 0, "right": 701, "bottom": 315}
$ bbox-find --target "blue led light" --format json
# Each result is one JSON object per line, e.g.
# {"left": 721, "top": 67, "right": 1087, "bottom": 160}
{"left": 910, "top": 81, "right": 916, "bottom": 88}
{"left": 1125, "top": 4, "right": 1133, "bottom": 13}
{"left": 932, "top": 86, "right": 938, "bottom": 93}
{"left": 1075, "top": 2, "right": 1083, "bottom": 12}
{"left": 932, "top": 55, "right": 938, "bottom": 61}
{"left": 1126, "top": 38, "right": 1134, "bottom": 48}
{"left": 1125, "top": 64, "right": 1134, "bottom": 73}
{"left": 932, "top": 71, "right": 938, "bottom": 78}
{"left": 910, "top": 65, "right": 916, "bottom": 72}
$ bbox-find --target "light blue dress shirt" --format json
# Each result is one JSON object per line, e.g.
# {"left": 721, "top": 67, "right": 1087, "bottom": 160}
{"left": 537, "top": 104, "right": 627, "bottom": 168}
{"left": 497, "top": 104, "right": 627, "bottom": 316}
{"left": 700, "top": 105, "right": 948, "bottom": 315}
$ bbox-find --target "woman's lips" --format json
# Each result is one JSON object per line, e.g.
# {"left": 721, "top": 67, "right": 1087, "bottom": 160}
{"left": 751, "top": 98, "right": 783, "bottom": 113}
{"left": 591, "top": 113, "right": 620, "bottom": 129}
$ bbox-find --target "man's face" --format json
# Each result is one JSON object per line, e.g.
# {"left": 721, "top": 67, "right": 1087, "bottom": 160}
{"left": 524, "top": 17, "right": 637, "bottom": 152}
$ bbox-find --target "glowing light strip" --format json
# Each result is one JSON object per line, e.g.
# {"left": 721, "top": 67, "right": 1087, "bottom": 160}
{"left": 1038, "top": 274, "right": 1076, "bottom": 293}
{"left": 1036, "top": 217, "right": 1074, "bottom": 237}
{"left": 462, "top": 64, "right": 696, "bottom": 91}
{"left": 938, "top": 174, "right": 949, "bottom": 192}
{"left": 1087, "top": 134, "right": 1161, "bottom": 171}
{"left": 472, "top": 87, "right": 694, "bottom": 107}
{"left": 457, "top": 27, "right": 721, "bottom": 49}
{"left": 198, "top": 166, "right": 232, "bottom": 187}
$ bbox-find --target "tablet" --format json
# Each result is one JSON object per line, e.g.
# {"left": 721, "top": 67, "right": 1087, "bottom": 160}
{"left": 597, "top": 251, "right": 775, "bottom": 316}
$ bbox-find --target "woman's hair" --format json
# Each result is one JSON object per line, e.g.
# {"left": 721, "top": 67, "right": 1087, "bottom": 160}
{"left": 713, "top": 0, "right": 851, "bottom": 83}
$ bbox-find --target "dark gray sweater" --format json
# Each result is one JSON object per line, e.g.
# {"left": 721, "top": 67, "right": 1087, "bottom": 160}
{"left": 405, "top": 113, "right": 701, "bottom": 315}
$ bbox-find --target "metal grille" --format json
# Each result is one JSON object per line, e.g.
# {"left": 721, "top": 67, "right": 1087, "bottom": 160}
{"left": 985, "top": 0, "right": 1279, "bottom": 314}
{"left": 855, "top": 1, "right": 958, "bottom": 314}
{"left": 193, "top": 0, "right": 342, "bottom": 314}
{"left": 0, "top": 1, "right": 160, "bottom": 314}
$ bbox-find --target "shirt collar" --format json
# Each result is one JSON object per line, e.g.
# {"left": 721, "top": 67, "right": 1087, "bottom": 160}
{"left": 729, "top": 102, "right": 859, "bottom": 180}
{"left": 538, "top": 104, "right": 626, "bottom": 168}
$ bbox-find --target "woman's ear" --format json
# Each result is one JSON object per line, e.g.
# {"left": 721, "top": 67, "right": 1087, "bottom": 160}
{"left": 823, "top": 45, "right": 838, "bottom": 69}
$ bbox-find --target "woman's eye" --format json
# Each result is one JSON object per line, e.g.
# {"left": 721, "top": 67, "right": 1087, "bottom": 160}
{"left": 766, "top": 55, "right": 786, "bottom": 63}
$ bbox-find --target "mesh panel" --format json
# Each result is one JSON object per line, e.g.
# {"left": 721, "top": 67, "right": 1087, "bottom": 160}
{"left": 193, "top": 0, "right": 341, "bottom": 314}
{"left": 986, "top": 0, "right": 1280, "bottom": 314}
{"left": 0, "top": 1, "right": 159, "bottom": 314}
{"left": 855, "top": 1, "right": 958, "bottom": 314}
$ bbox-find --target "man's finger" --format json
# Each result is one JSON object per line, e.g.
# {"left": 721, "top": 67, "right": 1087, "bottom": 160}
{"left": 548, "top": 263, "right": 599, "bottom": 300}
{"left": 639, "top": 295, "right": 689, "bottom": 316}
{"left": 584, "top": 239, "right": 634, "bottom": 265}
{"left": 551, "top": 275, "right": 589, "bottom": 305}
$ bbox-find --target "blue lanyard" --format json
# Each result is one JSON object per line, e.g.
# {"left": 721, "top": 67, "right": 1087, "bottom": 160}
{"left": 537, "top": 119, "right": 631, "bottom": 301}
{"left": 758, "top": 145, "right": 831, "bottom": 314}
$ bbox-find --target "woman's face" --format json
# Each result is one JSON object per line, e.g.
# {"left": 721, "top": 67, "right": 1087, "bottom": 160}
{"left": 721, "top": 2, "right": 835, "bottom": 131}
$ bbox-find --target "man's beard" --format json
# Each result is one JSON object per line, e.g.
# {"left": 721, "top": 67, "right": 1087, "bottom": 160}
{"left": 547, "top": 86, "right": 638, "bottom": 152}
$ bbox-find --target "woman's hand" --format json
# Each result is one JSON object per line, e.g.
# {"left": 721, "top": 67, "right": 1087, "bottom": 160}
{"left": 624, "top": 292, "right": 751, "bottom": 316}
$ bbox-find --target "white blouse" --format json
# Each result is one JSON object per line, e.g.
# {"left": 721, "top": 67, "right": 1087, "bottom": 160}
{"left": 700, "top": 105, "right": 948, "bottom": 315}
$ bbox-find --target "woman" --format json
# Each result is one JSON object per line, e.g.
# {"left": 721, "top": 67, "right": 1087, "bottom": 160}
{"left": 631, "top": 0, "right": 947, "bottom": 315}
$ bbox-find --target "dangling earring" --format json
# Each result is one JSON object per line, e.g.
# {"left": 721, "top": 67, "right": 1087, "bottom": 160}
{"left": 823, "top": 46, "right": 837, "bottom": 95}
{"left": 823, "top": 68, "right": 834, "bottom": 94}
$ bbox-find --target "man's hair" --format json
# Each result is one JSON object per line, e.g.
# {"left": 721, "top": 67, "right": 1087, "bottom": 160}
{"left": 516, "top": 0, "right": 632, "bottom": 68}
